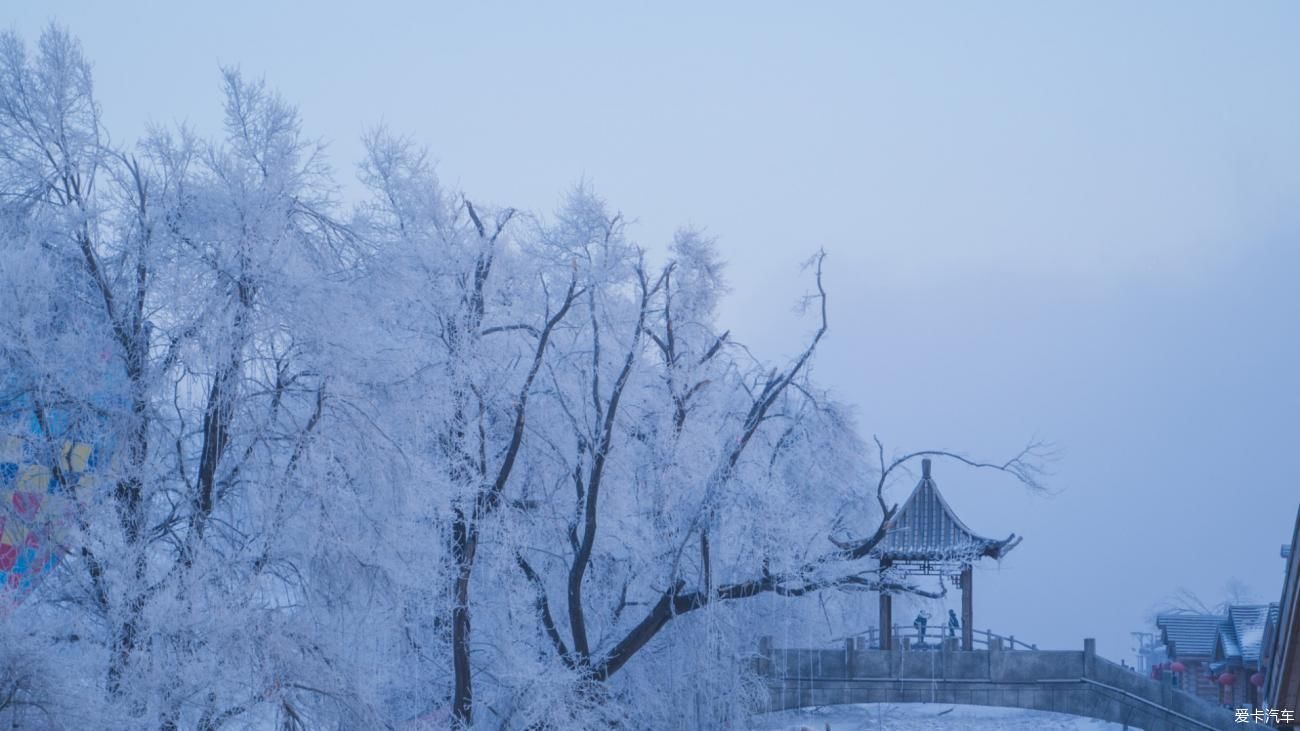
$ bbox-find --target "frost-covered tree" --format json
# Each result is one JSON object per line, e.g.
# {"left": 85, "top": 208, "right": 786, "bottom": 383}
{"left": 352, "top": 127, "right": 593, "bottom": 727}
{"left": 0, "top": 26, "right": 1048, "bottom": 731}
{"left": 1, "top": 26, "right": 393, "bottom": 729}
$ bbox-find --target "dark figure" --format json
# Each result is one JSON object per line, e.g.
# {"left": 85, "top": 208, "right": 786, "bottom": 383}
{"left": 913, "top": 611, "right": 929, "bottom": 642}
{"left": 947, "top": 609, "right": 960, "bottom": 638}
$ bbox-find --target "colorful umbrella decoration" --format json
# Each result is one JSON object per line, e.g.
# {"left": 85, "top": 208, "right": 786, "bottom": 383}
{"left": 0, "top": 402, "right": 106, "bottom": 612}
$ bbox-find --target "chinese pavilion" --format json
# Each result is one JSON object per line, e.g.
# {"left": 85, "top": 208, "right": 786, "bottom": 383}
{"left": 872, "top": 458, "right": 1021, "bottom": 650}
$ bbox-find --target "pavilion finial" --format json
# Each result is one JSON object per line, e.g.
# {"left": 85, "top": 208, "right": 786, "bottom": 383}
{"left": 922, "top": 457, "right": 932, "bottom": 479}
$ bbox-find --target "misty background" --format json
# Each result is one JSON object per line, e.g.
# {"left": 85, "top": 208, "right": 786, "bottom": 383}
{"left": 10, "top": 1, "right": 1298, "bottom": 664}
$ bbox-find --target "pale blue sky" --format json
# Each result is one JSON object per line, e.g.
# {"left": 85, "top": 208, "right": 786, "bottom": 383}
{"left": 9, "top": 1, "right": 1300, "bottom": 662}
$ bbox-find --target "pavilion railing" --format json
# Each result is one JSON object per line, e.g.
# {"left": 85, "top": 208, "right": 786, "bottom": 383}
{"left": 843, "top": 626, "right": 1038, "bottom": 651}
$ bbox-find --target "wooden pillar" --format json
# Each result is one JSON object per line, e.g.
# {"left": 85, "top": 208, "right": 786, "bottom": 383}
{"left": 960, "top": 565, "right": 973, "bottom": 651}
{"left": 879, "top": 559, "right": 893, "bottom": 650}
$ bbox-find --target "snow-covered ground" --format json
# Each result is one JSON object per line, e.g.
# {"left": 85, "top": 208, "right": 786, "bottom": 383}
{"left": 751, "top": 703, "right": 1124, "bottom": 730}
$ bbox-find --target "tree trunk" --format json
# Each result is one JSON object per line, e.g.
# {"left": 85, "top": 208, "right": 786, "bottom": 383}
{"left": 451, "top": 515, "right": 476, "bottom": 727}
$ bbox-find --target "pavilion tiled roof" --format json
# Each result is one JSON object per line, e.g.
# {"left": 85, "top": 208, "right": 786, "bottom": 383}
{"left": 871, "top": 458, "right": 1020, "bottom": 564}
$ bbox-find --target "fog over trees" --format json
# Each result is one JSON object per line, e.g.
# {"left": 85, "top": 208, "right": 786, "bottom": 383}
{"left": 0, "top": 26, "right": 1045, "bottom": 730}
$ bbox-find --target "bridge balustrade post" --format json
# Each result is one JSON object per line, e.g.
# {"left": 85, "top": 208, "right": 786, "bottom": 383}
{"left": 878, "top": 569, "right": 893, "bottom": 650}
{"left": 1083, "top": 637, "right": 1095, "bottom": 679}
{"left": 844, "top": 638, "right": 856, "bottom": 679}
{"left": 757, "top": 636, "right": 773, "bottom": 677}
{"left": 960, "top": 565, "right": 973, "bottom": 650}
{"left": 890, "top": 635, "right": 902, "bottom": 679}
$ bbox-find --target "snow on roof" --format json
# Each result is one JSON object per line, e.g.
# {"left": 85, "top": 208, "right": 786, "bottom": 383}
{"left": 1159, "top": 604, "right": 1280, "bottom": 665}
{"left": 1157, "top": 613, "right": 1225, "bottom": 659}
{"left": 871, "top": 459, "right": 1020, "bottom": 564}
{"left": 1219, "top": 623, "right": 1242, "bottom": 660}
{"left": 1227, "top": 604, "right": 1280, "bottom": 664}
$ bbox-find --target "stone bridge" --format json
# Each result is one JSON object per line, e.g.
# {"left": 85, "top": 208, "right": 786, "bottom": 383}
{"left": 757, "top": 636, "right": 1237, "bottom": 731}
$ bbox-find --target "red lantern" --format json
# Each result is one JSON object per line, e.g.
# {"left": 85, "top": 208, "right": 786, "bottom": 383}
{"left": 1250, "top": 672, "right": 1264, "bottom": 687}
{"left": 1170, "top": 661, "right": 1185, "bottom": 673}
{"left": 1218, "top": 672, "right": 1236, "bottom": 686}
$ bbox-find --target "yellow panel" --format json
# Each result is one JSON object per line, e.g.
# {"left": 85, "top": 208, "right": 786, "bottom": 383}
{"left": 67, "top": 443, "right": 92, "bottom": 472}
{"left": 16, "top": 465, "right": 51, "bottom": 493}
{"left": 1, "top": 521, "right": 27, "bottom": 546}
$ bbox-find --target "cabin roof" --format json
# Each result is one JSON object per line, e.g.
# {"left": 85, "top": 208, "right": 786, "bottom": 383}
{"left": 1226, "top": 604, "right": 1280, "bottom": 664}
{"left": 1158, "top": 613, "right": 1225, "bottom": 659}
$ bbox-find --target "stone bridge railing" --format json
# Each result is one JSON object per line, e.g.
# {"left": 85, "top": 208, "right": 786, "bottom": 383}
{"left": 841, "top": 626, "right": 1038, "bottom": 651}
{"left": 757, "top": 637, "right": 1237, "bottom": 731}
